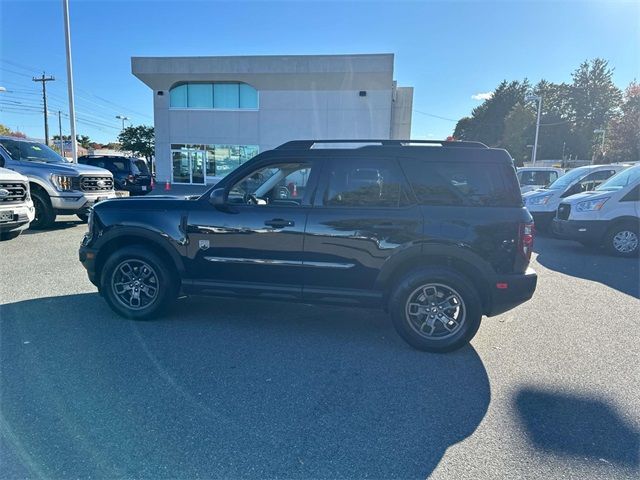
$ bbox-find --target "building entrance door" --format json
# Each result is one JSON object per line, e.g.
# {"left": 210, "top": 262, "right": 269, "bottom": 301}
{"left": 171, "top": 147, "right": 207, "bottom": 184}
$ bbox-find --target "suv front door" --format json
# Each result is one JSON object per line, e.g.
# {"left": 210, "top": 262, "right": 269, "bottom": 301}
{"left": 186, "top": 159, "right": 318, "bottom": 298}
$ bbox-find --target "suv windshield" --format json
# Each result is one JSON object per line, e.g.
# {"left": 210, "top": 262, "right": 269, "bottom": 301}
{"left": 0, "top": 139, "right": 69, "bottom": 163}
{"left": 547, "top": 166, "right": 591, "bottom": 190}
{"left": 596, "top": 166, "right": 639, "bottom": 191}
{"left": 518, "top": 170, "right": 559, "bottom": 186}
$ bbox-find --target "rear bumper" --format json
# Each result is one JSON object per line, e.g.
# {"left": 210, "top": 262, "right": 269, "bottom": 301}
{"left": 551, "top": 218, "right": 609, "bottom": 244}
{"left": 486, "top": 267, "right": 538, "bottom": 316}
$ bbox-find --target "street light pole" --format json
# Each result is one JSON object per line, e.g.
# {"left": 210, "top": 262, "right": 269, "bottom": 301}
{"left": 525, "top": 94, "right": 542, "bottom": 167}
{"left": 115, "top": 115, "right": 129, "bottom": 130}
{"left": 62, "top": 0, "right": 78, "bottom": 163}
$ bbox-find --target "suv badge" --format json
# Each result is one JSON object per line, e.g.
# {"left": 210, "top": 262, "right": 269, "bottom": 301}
{"left": 199, "top": 240, "right": 210, "bottom": 250}
{"left": 96, "top": 179, "right": 107, "bottom": 188}
{"left": 0, "top": 189, "right": 9, "bottom": 197}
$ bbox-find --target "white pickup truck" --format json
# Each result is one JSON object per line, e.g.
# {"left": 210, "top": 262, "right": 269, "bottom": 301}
{"left": 0, "top": 167, "right": 35, "bottom": 241}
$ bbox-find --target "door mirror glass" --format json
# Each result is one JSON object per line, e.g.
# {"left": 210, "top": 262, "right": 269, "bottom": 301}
{"left": 208, "top": 187, "right": 226, "bottom": 207}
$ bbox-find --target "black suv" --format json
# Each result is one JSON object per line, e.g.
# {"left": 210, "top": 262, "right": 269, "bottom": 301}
{"left": 78, "top": 155, "right": 152, "bottom": 195}
{"left": 79, "top": 140, "right": 537, "bottom": 352}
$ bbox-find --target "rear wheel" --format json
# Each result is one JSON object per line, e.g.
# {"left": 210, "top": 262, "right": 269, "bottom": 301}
{"left": 605, "top": 222, "right": 639, "bottom": 257}
{"left": 101, "top": 246, "right": 178, "bottom": 319}
{"left": 30, "top": 191, "right": 56, "bottom": 229}
{"left": 389, "top": 268, "right": 482, "bottom": 353}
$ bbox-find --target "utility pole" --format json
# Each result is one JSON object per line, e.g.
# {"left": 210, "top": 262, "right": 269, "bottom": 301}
{"left": 115, "top": 115, "right": 129, "bottom": 130}
{"left": 32, "top": 73, "right": 55, "bottom": 145}
{"left": 62, "top": 0, "right": 78, "bottom": 163}
{"left": 58, "top": 110, "right": 65, "bottom": 158}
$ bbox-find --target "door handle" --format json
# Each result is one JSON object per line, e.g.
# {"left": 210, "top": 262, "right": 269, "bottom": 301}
{"left": 265, "top": 218, "right": 295, "bottom": 228}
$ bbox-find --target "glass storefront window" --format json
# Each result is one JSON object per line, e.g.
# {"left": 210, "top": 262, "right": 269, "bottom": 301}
{"left": 169, "top": 84, "right": 187, "bottom": 108}
{"left": 239, "top": 84, "right": 258, "bottom": 109}
{"left": 171, "top": 144, "right": 259, "bottom": 184}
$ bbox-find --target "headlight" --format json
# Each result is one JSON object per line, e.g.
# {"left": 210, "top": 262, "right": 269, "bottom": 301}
{"left": 51, "top": 174, "right": 77, "bottom": 192}
{"left": 575, "top": 197, "right": 609, "bottom": 212}
{"left": 527, "top": 194, "right": 553, "bottom": 206}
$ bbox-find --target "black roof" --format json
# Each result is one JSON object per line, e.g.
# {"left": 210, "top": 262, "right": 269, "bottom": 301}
{"left": 276, "top": 139, "right": 488, "bottom": 150}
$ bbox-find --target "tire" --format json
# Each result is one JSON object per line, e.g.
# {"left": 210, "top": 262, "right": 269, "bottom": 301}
{"left": 77, "top": 213, "right": 89, "bottom": 223}
{"left": 605, "top": 222, "right": 639, "bottom": 257}
{"left": 101, "top": 245, "right": 179, "bottom": 320}
{"left": 389, "top": 267, "right": 483, "bottom": 353}
{"left": 0, "top": 230, "right": 21, "bottom": 241}
{"left": 30, "top": 191, "right": 56, "bottom": 229}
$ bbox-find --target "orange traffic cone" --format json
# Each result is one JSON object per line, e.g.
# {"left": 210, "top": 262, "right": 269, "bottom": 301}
{"left": 164, "top": 181, "right": 171, "bottom": 191}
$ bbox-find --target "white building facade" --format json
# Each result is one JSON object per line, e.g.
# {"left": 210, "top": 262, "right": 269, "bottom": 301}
{"left": 132, "top": 54, "right": 413, "bottom": 185}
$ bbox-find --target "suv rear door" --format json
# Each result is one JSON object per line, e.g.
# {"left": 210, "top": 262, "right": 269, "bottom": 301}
{"left": 302, "top": 155, "right": 422, "bottom": 302}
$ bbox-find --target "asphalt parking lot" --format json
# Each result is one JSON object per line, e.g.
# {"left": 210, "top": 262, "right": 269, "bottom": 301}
{"left": 1, "top": 217, "right": 638, "bottom": 479}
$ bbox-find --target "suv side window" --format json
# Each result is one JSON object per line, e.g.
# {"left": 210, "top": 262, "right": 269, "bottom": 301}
{"left": 577, "top": 170, "right": 616, "bottom": 191}
{"left": 322, "top": 158, "right": 411, "bottom": 208}
{"left": 401, "top": 160, "right": 521, "bottom": 207}
{"left": 228, "top": 162, "right": 313, "bottom": 207}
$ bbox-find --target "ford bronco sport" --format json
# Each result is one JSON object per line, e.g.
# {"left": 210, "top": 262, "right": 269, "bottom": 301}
{"left": 79, "top": 140, "right": 537, "bottom": 352}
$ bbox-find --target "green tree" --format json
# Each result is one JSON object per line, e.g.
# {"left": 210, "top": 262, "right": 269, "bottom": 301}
{"left": 118, "top": 125, "right": 154, "bottom": 160}
{"left": 569, "top": 58, "right": 623, "bottom": 160}
{"left": 532, "top": 80, "right": 573, "bottom": 160}
{"left": 76, "top": 135, "right": 92, "bottom": 149}
{"left": 605, "top": 82, "right": 640, "bottom": 163}
{"left": 0, "top": 124, "right": 26, "bottom": 138}
{"left": 501, "top": 103, "right": 535, "bottom": 165}
{"left": 453, "top": 80, "right": 530, "bottom": 147}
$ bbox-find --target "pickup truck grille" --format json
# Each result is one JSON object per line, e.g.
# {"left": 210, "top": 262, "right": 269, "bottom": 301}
{"left": 79, "top": 175, "right": 113, "bottom": 192}
{"left": 557, "top": 203, "right": 571, "bottom": 220}
{"left": 0, "top": 182, "right": 27, "bottom": 204}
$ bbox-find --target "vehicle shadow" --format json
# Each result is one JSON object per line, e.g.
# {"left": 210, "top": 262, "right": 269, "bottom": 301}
{"left": 534, "top": 236, "right": 640, "bottom": 298}
{"left": 23, "top": 217, "right": 84, "bottom": 235}
{"left": 1, "top": 293, "right": 490, "bottom": 479}
{"left": 515, "top": 387, "right": 639, "bottom": 470}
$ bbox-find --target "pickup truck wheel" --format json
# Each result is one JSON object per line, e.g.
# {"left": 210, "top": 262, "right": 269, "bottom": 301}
{"left": 101, "top": 246, "right": 178, "bottom": 320}
{"left": 605, "top": 222, "right": 639, "bottom": 257}
{"left": 76, "top": 213, "right": 89, "bottom": 223}
{"left": 30, "top": 191, "right": 56, "bottom": 230}
{"left": 389, "top": 268, "right": 482, "bottom": 353}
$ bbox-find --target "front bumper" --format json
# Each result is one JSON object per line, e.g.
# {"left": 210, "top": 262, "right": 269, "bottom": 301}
{"left": 552, "top": 218, "right": 609, "bottom": 244}
{"left": 79, "top": 243, "right": 99, "bottom": 287}
{"left": 0, "top": 202, "right": 35, "bottom": 232}
{"left": 486, "top": 267, "right": 538, "bottom": 317}
{"left": 51, "top": 191, "right": 117, "bottom": 213}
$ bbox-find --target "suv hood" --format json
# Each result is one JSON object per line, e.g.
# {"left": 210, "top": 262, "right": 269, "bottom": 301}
{"left": 37, "top": 162, "right": 112, "bottom": 176}
{"left": 0, "top": 167, "right": 28, "bottom": 182}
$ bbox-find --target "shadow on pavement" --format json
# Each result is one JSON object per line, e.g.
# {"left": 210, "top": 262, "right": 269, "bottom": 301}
{"left": 515, "top": 387, "right": 639, "bottom": 470}
{"left": 1, "top": 293, "right": 490, "bottom": 479}
{"left": 534, "top": 236, "right": 640, "bottom": 298}
{"left": 23, "top": 218, "right": 84, "bottom": 235}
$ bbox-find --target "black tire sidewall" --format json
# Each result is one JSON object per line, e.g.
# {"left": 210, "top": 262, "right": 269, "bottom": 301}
{"left": 30, "top": 192, "right": 55, "bottom": 229}
{"left": 77, "top": 213, "right": 88, "bottom": 223}
{"left": 389, "top": 267, "right": 482, "bottom": 353}
{"left": 606, "top": 222, "right": 639, "bottom": 257}
{"left": 101, "top": 246, "right": 177, "bottom": 320}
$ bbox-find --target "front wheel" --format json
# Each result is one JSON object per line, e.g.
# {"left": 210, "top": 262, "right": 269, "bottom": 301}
{"left": 605, "top": 223, "right": 639, "bottom": 257}
{"left": 101, "top": 246, "right": 178, "bottom": 319}
{"left": 389, "top": 268, "right": 482, "bottom": 353}
{"left": 30, "top": 191, "right": 56, "bottom": 229}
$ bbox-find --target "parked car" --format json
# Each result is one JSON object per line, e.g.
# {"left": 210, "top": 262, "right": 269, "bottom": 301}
{"left": 0, "top": 167, "right": 34, "bottom": 240}
{"left": 553, "top": 165, "right": 640, "bottom": 256}
{"left": 517, "top": 167, "right": 564, "bottom": 194}
{"left": 0, "top": 137, "right": 116, "bottom": 228}
{"left": 522, "top": 164, "right": 627, "bottom": 231}
{"left": 79, "top": 139, "right": 537, "bottom": 353}
{"left": 78, "top": 155, "right": 153, "bottom": 196}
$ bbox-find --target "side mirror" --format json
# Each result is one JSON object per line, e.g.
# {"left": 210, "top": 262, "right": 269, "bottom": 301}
{"left": 208, "top": 187, "right": 226, "bottom": 207}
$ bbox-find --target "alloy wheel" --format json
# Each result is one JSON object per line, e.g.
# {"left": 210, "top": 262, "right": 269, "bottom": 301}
{"left": 613, "top": 230, "right": 638, "bottom": 254}
{"left": 405, "top": 283, "right": 466, "bottom": 340}
{"left": 111, "top": 259, "right": 159, "bottom": 310}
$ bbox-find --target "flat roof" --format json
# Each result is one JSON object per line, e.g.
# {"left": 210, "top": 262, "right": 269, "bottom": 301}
{"left": 131, "top": 53, "right": 396, "bottom": 91}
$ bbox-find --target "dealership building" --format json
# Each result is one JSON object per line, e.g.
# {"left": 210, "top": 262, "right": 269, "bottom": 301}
{"left": 131, "top": 54, "right": 413, "bottom": 185}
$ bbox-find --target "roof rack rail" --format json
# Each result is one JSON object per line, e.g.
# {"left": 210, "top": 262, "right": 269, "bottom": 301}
{"left": 276, "top": 139, "right": 488, "bottom": 150}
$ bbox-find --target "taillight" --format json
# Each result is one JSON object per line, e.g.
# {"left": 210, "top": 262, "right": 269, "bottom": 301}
{"left": 519, "top": 223, "right": 535, "bottom": 262}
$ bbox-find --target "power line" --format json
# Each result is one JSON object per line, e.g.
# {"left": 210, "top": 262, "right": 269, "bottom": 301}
{"left": 32, "top": 73, "right": 55, "bottom": 145}
{"left": 413, "top": 109, "right": 459, "bottom": 122}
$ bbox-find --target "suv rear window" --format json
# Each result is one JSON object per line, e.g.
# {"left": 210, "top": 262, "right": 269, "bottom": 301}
{"left": 401, "top": 160, "right": 522, "bottom": 207}
{"left": 132, "top": 159, "right": 150, "bottom": 174}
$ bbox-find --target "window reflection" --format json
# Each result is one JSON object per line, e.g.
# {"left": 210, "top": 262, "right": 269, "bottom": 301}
{"left": 169, "top": 82, "right": 258, "bottom": 109}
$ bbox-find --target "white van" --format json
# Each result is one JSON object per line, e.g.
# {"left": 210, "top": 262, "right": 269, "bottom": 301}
{"left": 0, "top": 167, "right": 35, "bottom": 240}
{"left": 522, "top": 164, "right": 626, "bottom": 231}
{"left": 552, "top": 165, "right": 640, "bottom": 256}
{"left": 517, "top": 167, "right": 564, "bottom": 194}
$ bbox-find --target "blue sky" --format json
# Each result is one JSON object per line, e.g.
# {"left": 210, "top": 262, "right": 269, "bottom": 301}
{"left": 1, "top": 0, "right": 638, "bottom": 143}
